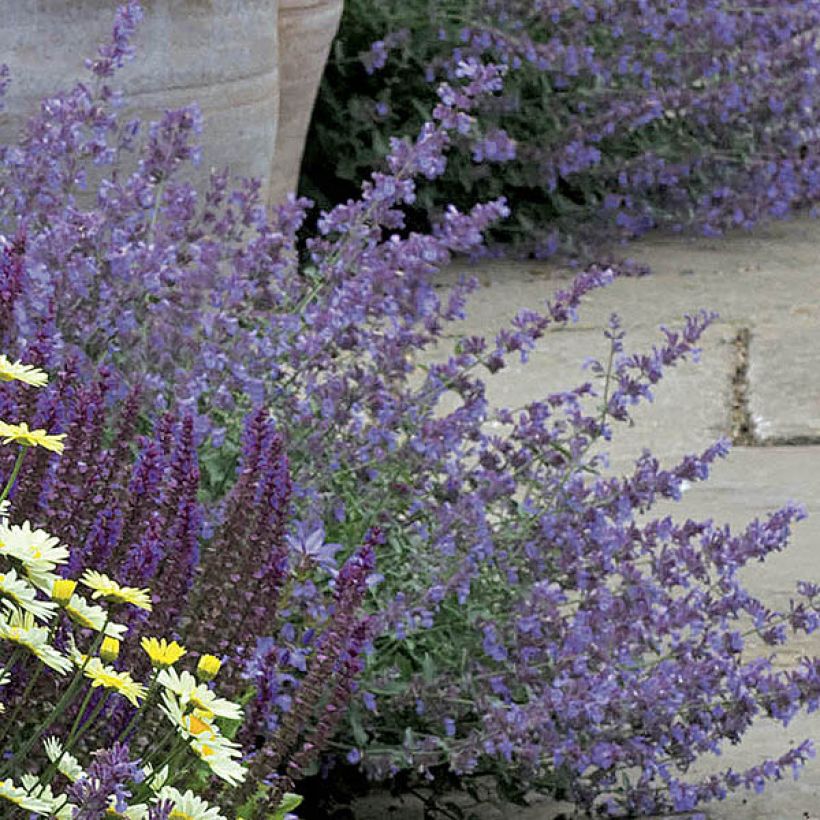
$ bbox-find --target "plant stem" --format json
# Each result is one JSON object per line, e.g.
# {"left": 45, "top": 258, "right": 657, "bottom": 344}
{"left": 117, "top": 668, "right": 160, "bottom": 743}
{"left": 0, "top": 446, "right": 27, "bottom": 504}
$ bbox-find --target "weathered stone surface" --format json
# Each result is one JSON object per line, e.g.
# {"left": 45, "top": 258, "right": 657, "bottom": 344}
{"left": 271, "top": 0, "right": 344, "bottom": 204}
{"left": 0, "top": 1, "right": 281, "bottom": 197}
{"left": 441, "top": 218, "right": 820, "bottom": 335}
{"left": 419, "top": 325, "right": 734, "bottom": 469}
{"left": 438, "top": 216, "right": 820, "bottom": 447}
{"left": 749, "top": 318, "right": 820, "bottom": 444}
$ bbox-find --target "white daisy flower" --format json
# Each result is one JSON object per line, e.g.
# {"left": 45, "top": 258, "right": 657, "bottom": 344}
{"left": 63, "top": 593, "right": 127, "bottom": 639}
{"left": 43, "top": 737, "right": 85, "bottom": 782}
{"left": 154, "top": 786, "right": 227, "bottom": 820}
{"left": 0, "top": 567, "right": 57, "bottom": 621}
{"left": 157, "top": 668, "right": 242, "bottom": 721}
{"left": 0, "top": 776, "right": 54, "bottom": 814}
{"left": 0, "top": 608, "right": 71, "bottom": 674}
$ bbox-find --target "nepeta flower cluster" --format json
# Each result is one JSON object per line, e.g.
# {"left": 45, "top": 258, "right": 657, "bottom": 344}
{"left": 305, "top": 0, "right": 820, "bottom": 255}
{"left": 0, "top": 4, "right": 817, "bottom": 815}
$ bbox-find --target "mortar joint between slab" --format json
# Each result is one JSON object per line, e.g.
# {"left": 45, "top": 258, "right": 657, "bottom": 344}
{"left": 731, "top": 326, "right": 757, "bottom": 446}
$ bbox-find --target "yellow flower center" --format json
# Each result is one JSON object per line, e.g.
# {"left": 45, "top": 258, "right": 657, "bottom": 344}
{"left": 199, "top": 743, "right": 214, "bottom": 758}
{"left": 169, "top": 812, "right": 194, "bottom": 820}
{"left": 187, "top": 714, "right": 211, "bottom": 736}
{"left": 189, "top": 694, "right": 213, "bottom": 716}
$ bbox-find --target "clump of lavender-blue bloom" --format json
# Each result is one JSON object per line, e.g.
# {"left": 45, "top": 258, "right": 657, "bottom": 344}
{"left": 0, "top": 4, "right": 817, "bottom": 815}
{"left": 68, "top": 743, "right": 143, "bottom": 818}
{"left": 305, "top": 0, "right": 820, "bottom": 255}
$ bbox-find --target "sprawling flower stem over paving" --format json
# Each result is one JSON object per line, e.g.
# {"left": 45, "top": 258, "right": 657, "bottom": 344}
{"left": 0, "top": 3, "right": 817, "bottom": 816}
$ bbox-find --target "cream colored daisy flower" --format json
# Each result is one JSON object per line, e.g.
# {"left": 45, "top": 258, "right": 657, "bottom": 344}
{"left": 157, "top": 668, "right": 242, "bottom": 721}
{"left": 80, "top": 569, "right": 152, "bottom": 611}
{"left": 0, "top": 421, "right": 65, "bottom": 453}
{"left": 43, "top": 737, "right": 85, "bottom": 782}
{"left": 142, "top": 763, "right": 169, "bottom": 793}
{"left": 155, "top": 786, "right": 227, "bottom": 820}
{"left": 0, "top": 521, "right": 69, "bottom": 589}
{"left": 189, "top": 735, "right": 246, "bottom": 786}
{"left": 160, "top": 691, "right": 220, "bottom": 743}
{"left": 83, "top": 657, "right": 147, "bottom": 707}
{"left": 0, "top": 567, "right": 56, "bottom": 621}
{"left": 0, "top": 776, "right": 54, "bottom": 814}
{"left": 19, "top": 775, "right": 71, "bottom": 817}
{"left": 0, "top": 608, "right": 71, "bottom": 674}
{"left": 0, "top": 355, "right": 49, "bottom": 387}
{"left": 104, "top": 800, "right": 148, "bottom": 818}
{"left": 159, "top": 691, "right": 246, "bottom": 785}
{"left": 64, "top": 593, "right": 127, "bottom": 639}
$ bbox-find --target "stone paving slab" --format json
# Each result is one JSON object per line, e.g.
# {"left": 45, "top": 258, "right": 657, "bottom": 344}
{"left": 419, "top": 325, "right": 734, "bottom": 468}
{"left": 352, "top": 448, "right": 820, "bottom": 819}
{"left": 749, "top": 318, "right": 820, "bottom": 444}
{"left": 659, "top": 447, "right": 820, "bottom": 819}
{"left": 437, "top": 216, "right": 820, "bottom": 444}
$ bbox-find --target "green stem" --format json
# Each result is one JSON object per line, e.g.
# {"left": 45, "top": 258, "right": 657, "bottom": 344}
{"left": 38, "top": 692, "right": 111, "bottom": 792}
{"left": 117, "top": 668, "right": 160, "bottom": 744}
{"left": 0, "top": 647, "right": 23, "bottom": 687}
{"left": 64, "top": 683, "right": 97, "bottom": 749}
{"left": 0, "top": 446, "right": 27, "bottom": 505}
{"left": 132, "top": 735, "right": 187, "bottom": 803}
{"left": 0, "top": 658, "right": 38, "bottom": 746}
{"left": 2, "top": 626, "right": 106, "bottom": 775}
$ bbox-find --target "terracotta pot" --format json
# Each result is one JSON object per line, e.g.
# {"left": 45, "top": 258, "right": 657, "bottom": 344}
{"left": 0, "top": 0, "right": 280, "bottom": 199}
{"left": 270, "top": 0, "right": 344, "bottom": 205}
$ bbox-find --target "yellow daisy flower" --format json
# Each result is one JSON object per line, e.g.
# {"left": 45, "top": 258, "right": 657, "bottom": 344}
{"left": 100, "top": 636, "right": 121, "bottom": 663}
{"left": 196, "top": 654, "right": 222, "bottom": 682}
{"left": 51, "top": 578, "right": 77, "bottom": 606}
{"left": 0, "top": 421, "right": 65, "bottom": 453}
{"left": 0, "top": 776, "right": 54, "bottom": 814}
{"left": 0, "top": 355, "right": 48, "bottom": 388}
{"left": 80, "top": 569, "right": 152, "bottom": 611}
{"left": 83, "top": 657, "right": 147, "bottom": 707}
{"left": 141, "top": 636, "right": 186, "bottom": 669}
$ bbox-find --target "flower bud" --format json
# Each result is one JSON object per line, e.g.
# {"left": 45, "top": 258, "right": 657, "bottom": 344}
{"left": 52, "top": 578, "right": 77, "bottom": 607}
{"left": 100, "top": 636, "right": 120, "bottom": 663}
{"left": 196, "top": 654, "right": 222, "bottom": 682}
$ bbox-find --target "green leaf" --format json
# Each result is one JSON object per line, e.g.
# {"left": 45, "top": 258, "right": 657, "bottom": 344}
{"left": 273, "top": 793, "right": 304, "bottom": 820}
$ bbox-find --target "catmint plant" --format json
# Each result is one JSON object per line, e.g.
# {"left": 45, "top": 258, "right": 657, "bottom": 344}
{"left": 304, "top": 0, "right": 820, "bottom": 255}
{"left": 0, "top": 4, "right": 816, "bottom": 816}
